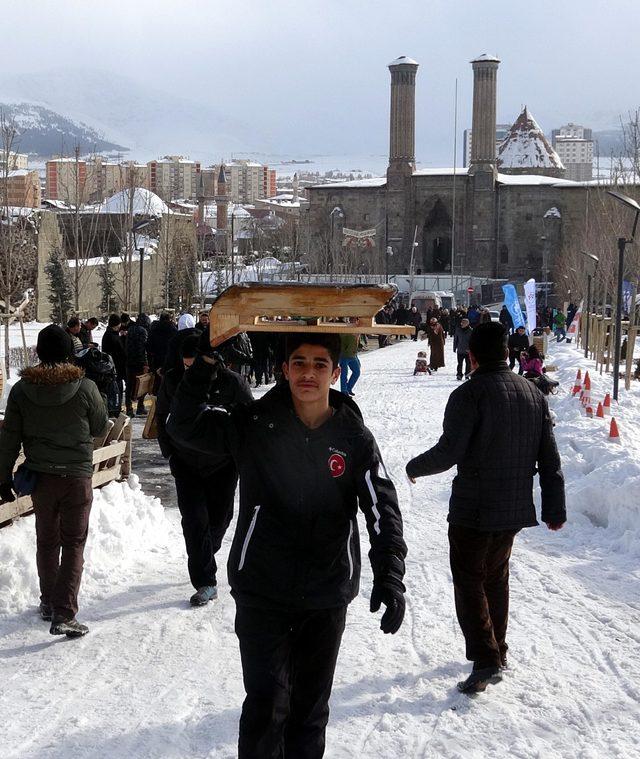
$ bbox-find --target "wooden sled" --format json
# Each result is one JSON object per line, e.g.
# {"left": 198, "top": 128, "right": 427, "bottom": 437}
{"left": 207, "top": 283, "right": 413, "bottom": 347}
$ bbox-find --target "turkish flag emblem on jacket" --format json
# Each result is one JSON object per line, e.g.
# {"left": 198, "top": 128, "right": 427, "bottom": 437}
{"left": 328, "top": 453, "right": 346, "bottom": 478}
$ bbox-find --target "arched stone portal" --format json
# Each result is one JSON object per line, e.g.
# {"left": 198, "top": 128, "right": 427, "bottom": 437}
{"left": 422, "top": 199, "right": 452, "bottom": 272}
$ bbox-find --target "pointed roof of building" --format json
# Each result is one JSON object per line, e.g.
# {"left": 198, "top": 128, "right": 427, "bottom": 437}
{"left": 218, "top": 164, "right": 227, "bottom": 183}
{"left": 497, "top": 107, "right": 565, "bottom": 171}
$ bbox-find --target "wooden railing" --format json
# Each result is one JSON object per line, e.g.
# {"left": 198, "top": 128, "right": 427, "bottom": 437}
{"left": 0, "top": 413, "right": 132, "bottom": 527}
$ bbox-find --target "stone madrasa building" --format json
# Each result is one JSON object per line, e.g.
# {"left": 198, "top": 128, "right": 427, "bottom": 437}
{"left": 307, "top": 55, "right": 594, "bottom": 281}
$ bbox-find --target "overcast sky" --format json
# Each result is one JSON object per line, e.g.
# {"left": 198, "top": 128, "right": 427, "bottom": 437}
{"left": 3, "top": 0, "right": 640, "bottom": 163}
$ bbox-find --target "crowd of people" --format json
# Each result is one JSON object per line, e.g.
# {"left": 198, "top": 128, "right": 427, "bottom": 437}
{"left": 0, "top": 302, "right": 570, "bottom": 757}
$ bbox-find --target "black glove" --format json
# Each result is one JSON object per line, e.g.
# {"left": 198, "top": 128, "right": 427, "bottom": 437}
{"left": 370, "top": 581, "right": 405, "bottom": 634}
{"left": 0, "top": 481, "right": 16, "bottom": 503}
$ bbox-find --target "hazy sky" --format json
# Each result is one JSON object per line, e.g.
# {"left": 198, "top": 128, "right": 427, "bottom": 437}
{"left": 3, "top": 0, "right": 640, "bottom": 163}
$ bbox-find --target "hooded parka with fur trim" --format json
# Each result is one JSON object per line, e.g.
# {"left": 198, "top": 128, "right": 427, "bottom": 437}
{"left": 0, "top": 363, "right": 108, "bottom": 482}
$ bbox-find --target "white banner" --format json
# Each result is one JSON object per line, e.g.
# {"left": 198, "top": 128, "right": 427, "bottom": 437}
{"left": 342, "top": 227, "right": 377, "bottom": 239}
{"left": 524, "top": 278, "right": 537, "bottom": 333}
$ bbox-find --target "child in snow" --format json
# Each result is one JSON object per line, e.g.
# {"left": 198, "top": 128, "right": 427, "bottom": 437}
{"left": 520, "top": 345, "right": 544, "bottom": 377}
{"left": 413, "top": 351, "right": 431, "bottom": 376}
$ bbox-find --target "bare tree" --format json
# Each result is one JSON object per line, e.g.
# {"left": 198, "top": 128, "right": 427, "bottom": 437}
{"left": 0, "top": 112, "right": 38, "bottom": 377}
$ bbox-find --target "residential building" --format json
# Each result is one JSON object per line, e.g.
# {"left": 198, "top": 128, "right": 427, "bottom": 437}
{"left": 551, "top": 123, "right": 594, "bottom": 181}
{"left": 45, "top": 158, "right": 87, "bottom": 205}
{"left": 1, "top": 169, "right": 41, "bottom": 207}
{"left": 463, "top": 124, "right": 510, "bottom": 167}
{"left": 0, "top": 152, "right": 29, "bottom": 171}
{"left": 147, "top": 156, "right": 201, "bottom": 201}
{"left": 211, "top": 160, "right": 277, "bottom": 204}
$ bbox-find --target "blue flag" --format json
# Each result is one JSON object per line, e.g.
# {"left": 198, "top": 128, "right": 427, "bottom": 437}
{"left": 502, "top": 284, "right": 525, "bottom": 330}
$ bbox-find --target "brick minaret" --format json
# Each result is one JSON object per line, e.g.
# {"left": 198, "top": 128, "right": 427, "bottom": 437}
{"left": 469, "top": 54, "right": 500, "bottom": 174}
{"left": 386, "top": 56, "right": 419, "bottom": 269}
{"left": 215, "top": 163, "right": 228, "bottom": 233}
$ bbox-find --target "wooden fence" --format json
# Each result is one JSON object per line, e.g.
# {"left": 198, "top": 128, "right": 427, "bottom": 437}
{"left": 578, "top": 312, "right": 638, "bottom": 390}
{"left": 0, "top": 413, "right": 132, "bottom": 527}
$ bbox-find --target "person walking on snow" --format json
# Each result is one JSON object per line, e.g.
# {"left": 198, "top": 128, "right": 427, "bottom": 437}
{"left": 407, "top": 305, "right": 422, "bottom": 341}
{"left": 425, "top": 317, "right": 446, "bottom": 371}
{"left": 156, "top": 334, "right": 253, "bottom": 607}
{"left": 508, "top": 325, "right": 529, "bottom": 374}
{"left": 168, "top": 332, "right": 406, "bottom": 758}
{"left": 339, "top": 324, "right": 361, "bottom": 396}
{"left": 405, "top": 323, "right": 565, "bottom": 694}
{"left": 453, "top": 317, "right": 473, "bottom": 380}
{"left": 0, "top": 325, "right": 108, "bottom": 637}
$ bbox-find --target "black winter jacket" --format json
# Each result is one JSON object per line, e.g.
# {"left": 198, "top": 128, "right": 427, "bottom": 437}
{"left": 508, "top": 333, "right": 530, "bottom": 356}
{"left": 406, "top": 362, "right": 565, "bottom": 531}
{"left": 168, "top": 357, "right": 407, "bottom": 610}
{"left": 102, "top": 328, "right": 127, "bottom": 378}
{"left": 125, "top": 322, "right": 148, "bottom": 367}
{"left": 156, "top": 364, "right": 253, "bottom": 476}
{"left": 147, "top": 321, "right": 178, "bottom": 370}
{"left": 453, "top": 326, "right": 472, "bottom": 355}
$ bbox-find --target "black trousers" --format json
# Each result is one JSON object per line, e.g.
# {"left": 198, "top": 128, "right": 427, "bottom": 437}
{"left": 448, "top": 523, "right": 518, "bottom": 669}
{"left": 456, "top": 352, "right": 470, "bottom": 378}
{"left": 235, "top": 604, "right": 347, "bottom": 759}
{"left": 170, "top": 456, "right": 237, "bottom": 589}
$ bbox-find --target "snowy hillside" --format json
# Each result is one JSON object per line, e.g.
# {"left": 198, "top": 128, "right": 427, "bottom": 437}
{"left": 0, "top": 69, "right": 258, "bottom": 160}
{"left": 0, "top": 337, "right": 638, "bottom": 757}
{"left": 0, "top": 102, "right": 128, "bottom": 157}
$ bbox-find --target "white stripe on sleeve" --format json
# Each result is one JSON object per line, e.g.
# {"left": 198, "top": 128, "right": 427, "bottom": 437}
{"left": 365, "top": 469, "right": 381, "bottom": 535}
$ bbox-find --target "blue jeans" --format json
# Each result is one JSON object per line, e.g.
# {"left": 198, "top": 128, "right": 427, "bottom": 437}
{"left": 339, "top": 357, "right": 361, "bottom": 394}
{"left": 554, "top": 327, "right": 566, "bottom": 342}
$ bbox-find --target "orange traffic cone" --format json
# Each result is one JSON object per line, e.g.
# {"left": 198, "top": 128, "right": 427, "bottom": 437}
{"left": 596, "top": 402, "right": 604, "bottom": 418}
{"left": 603, "top": 393, "right": 611, "bottom": 416}
{"left": 572, "top": 370, "right": 582, "bottom": 396}
{"left": 585, "top": 405, "right": 593, "bottom": 418}
{"left": 584, "top": 372, "right": 591, "bottom": 391}
{"left": 609, "top": 417, "right": 620, "bottom": 441}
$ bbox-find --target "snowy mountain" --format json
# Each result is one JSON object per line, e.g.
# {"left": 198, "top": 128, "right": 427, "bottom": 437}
{"left": 0, "top": 101, "right": 127, "bottom": 157}
{"left": 0, "top": 69, "right": 260, "bottom": 162}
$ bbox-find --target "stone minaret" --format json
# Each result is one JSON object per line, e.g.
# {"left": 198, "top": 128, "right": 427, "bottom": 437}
{"left": 387, "top": 56, "right": 419, "bottom": 177}
{"left": 292, "top": 172, "right": 299, "bottom": 202}
{"left": 215, "top": 163, "right": 229, "bottom": 254}
{"left": 469, "top": 54, "right": 500, "bottom": 174}
{"left": 468, "top": 54, "right": 500, "bottom": 278}
{"left": 386, "top": 56, "right": 418, "bottom": 270}
{"left": 215, "top": 163, "right": 228, "bottom": 232}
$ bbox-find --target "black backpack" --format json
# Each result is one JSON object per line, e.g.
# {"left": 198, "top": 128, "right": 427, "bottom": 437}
{"left": 75, "top": 347, "right": 119, "bottom": 412}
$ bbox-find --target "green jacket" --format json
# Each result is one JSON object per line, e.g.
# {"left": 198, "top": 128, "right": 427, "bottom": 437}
{"left": 339, "top": 333, "right": 359, "bottom": 360}
{"left": 0, "top": 363, "right": 108, "bottom": 482}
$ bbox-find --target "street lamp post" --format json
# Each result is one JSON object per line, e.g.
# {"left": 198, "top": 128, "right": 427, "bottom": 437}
{"left": 580, "top": 251, "right": 599, "bottom": 359}
{"left": 607, "top": 190, "right": 640, "bottom": 401}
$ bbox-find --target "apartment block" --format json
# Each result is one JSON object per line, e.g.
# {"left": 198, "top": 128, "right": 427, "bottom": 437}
{"left": 1, "top": 169, "right": 41, "bottom": 207}
{"left": 0, "top": 152, "right": 29, "bottom": 171}
{"left": 45, "top": 158, "right": 87, "bottom": 205}
{"left": 147, "top": 156, "right": 201, "bottom": 201}
{"left": 210, "top": 160, "right": 277, "bottom": 203}
{"left": 551, "top": 123, "right": 594, "bottom": 181}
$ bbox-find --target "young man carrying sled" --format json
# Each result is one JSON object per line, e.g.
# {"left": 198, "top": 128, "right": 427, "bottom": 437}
{"left": 168, "top": 332, "right": 407, "bottom": 758}
{"left": 406, "top": 322, "right": 566, "bottom": 694}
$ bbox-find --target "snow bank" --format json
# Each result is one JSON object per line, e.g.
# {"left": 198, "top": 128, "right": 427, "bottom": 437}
{"left": 0, "top": 475, "right": 169, "bottom": 616}
{"left": 547, "top": 343, "right": 640, "bottom": 555}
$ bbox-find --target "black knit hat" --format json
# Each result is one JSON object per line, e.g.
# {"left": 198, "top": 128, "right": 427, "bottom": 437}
{"left": 36, "top": 324, "right": 75, "bottom": 364}
{"left": 180, "top": 334, "right": 200, "bottom": 359}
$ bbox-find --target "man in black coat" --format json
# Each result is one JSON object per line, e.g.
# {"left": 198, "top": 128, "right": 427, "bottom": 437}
{"left": 124, "top": 313, "right": 150, "bottom": 417}
{"left": 168, "top": 332, "right": 406, "bottom": 758}
{"left": 102, "top": 313, "right": 127, "bottom": 413}
{"left": 156, "top": 334, "right": 253, "bottom": 606}
{"left": 508, "top": 325, "right": 530, "bottom": 374}
{"left": 406, "top": 322, "right": 565, "bottom": 694}
{"left": 147, "top": 312, "right": 178, "bottom": 393}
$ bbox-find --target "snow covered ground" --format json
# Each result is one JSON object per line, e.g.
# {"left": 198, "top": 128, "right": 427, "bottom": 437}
{"left": 1, "top": 337, "right": 639, "bottom": 758}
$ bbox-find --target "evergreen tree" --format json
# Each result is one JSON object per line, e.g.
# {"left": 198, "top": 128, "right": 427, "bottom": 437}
{"left": 98, "top": 254, "right": 117, "bottom": 315}
{"left": 44, "top": 248, "right": 73, "bottom": 324}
